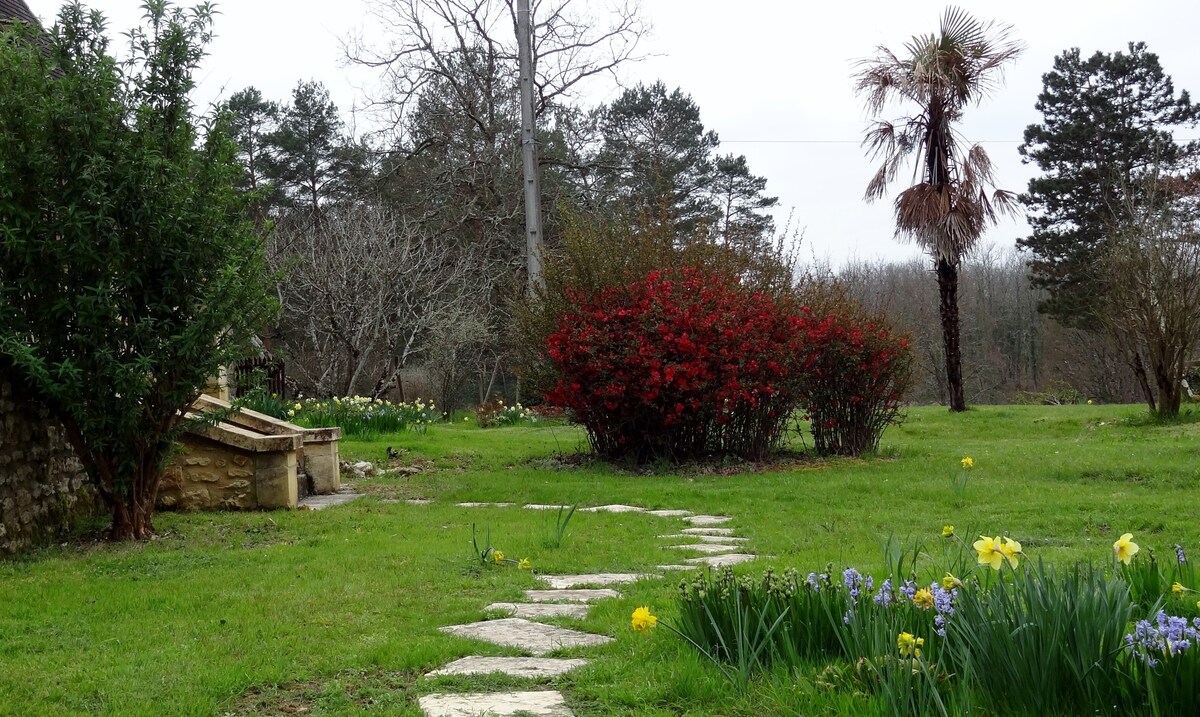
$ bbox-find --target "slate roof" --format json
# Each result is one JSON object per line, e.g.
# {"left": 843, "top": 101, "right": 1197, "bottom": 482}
{"left": 0, "top": 0, "right": 38, "bottom": 25}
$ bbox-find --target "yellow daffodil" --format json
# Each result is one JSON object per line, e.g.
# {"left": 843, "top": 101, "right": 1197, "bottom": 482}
{"left": 1000, "top": 537, "right": 1023, "bottom": 569}
{"left": 942, "top": 573, "right": 963, "bottom": 590}
{"left": 287, "top": 410, "right": 295, "bottom": 417}
{"left": 631, "top": 606, "right": 657, "bottom": 634}
{"left": 1087, "top": 399, "right": 1094, "bottom": 405}
{"left": 463, "top": 416, "right": 470, "bottom": 422}
{"left": 518, "top": 558, "right": 532, "bottom": 570}
{"left": 294, "top": 403, "right": 302, "bottom": 412}
{"left": 1114, "top": 533, "right": 1139, "bottom": 565}
{"left": 897, "top": 632, "right": 924, "bottom": 658}
{"left": 913, "top": 588, "right": 935, "bottom": 609}
{"left": 941, "top": 524, "right": 955, "bottom": 538}
{"left": 974, "top": 535, "right": 1005, "bottom": 570}
{"left": 1172, "top": 582, "right": 1187, "bottom": 596}
{"left": 492, "top": 550, "right": 505, "bottom": 563}
{"left": 961, "top": 457, "right": 974, "bottom": 470}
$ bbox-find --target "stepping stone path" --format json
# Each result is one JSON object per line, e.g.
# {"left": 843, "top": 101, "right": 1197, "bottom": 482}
{"left": 297, "top": 491, "right": 363, "bottom": 510}
{"left": 659, "top": 534, "right": 748, "bottom": 544}
{"left": 682, "top": 527, "right": 734, "bottom": 536}
{"left": 537, "top": 573, "right": 658, "bottom": 589}
{"left": 486, "top": 603, "right": 591, "bottom": 619}
{"left": 429, "top": 657, "right": 588, "bottom": 678}
{"left": 440, "top": 617, "right": 613, "bottom": 655}
{"left": 421, "top": 502, "right": 756, "bottom": 716}
{"left": 665, "top": 543, "right": 739, "bottom": 554}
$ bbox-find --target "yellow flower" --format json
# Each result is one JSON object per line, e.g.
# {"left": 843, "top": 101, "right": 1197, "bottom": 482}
{"left": 631, "top": 606, "right": 657, "bottom": 634}
{"left": 961, "top": 457, "right": 974, "bottom": 470}
{"left": 941, "top": 524, "right": 955, "bottom": 538}
{"left": 492, "top": 550, "right": 505, "bottom": 563}
{"left": 1114, "top": 533, "right": 1139, "bottom": 565}
{"left": 1087, "top": 399, "right": 1094, "bottom": 405}
{"left": 287, "top": 410, "right": 295, "bottom": 417}
{"left": 1172, "top": 582, "right": 1187, "bottom": 596}
{"left": 294, "top": 403, "right": 302, "bottom": 412}
{"left": 463, "top": 416, "right": 470, "bottom": 422}
{"left": 974, "top": 535, "right": 1005, "bottom": 570}
{"left": 518, "top": 558, "right": 532, "bottom": 570}
{"left": 1000, "top": 537, "right": 1022, "bottom": 569}
{"left": 942, "top": 573, "right": 963, "bottom": 590}
{"left": 897, "top": 632, "right": 924, "bottom": 658}
{"left": 913, "top": 588, "right": 935, "bottom": 609}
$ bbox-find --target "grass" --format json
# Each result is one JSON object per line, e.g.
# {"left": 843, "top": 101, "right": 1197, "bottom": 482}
{"left": 0, "top": 404, "right": 1198, "bottom": 715}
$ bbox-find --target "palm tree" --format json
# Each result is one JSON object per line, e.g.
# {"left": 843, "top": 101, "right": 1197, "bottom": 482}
{"left": 855, "top": 7, "right": 1023, "bottom": 412}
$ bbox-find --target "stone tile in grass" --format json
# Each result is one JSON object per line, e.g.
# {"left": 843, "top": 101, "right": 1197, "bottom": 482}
{"left": 427, "top": 656, "right": 588, "bottom": 679}
{"left": 456, "top": 502, "right": 514, "bottom": 507}
{"left": 664, "top": 543, "right": 740, "bottom": 554}
{"left": 577, "top": 504, "right": 646, "bottom": 513}
{"left": 419, "top": 690, "right": 573, "bottom": 716}
{"left": 644, "top": 509, "right": 692, "bottom": 517}
{"left": 536, "top": 573, "right": 659, "bottom": 589}
{"left": 439, "top": 617, "right": 613, "bottom": 655}
{"left": 683, "top": 515, "right": 731, "bottom": 526}
{"left": 524, "top": 589, "right": 620, "bottom": 603}
{"left": 681, "top": 527, "right": 734, "bottom": 535}
{"left": 485, "top": 603, "right": 591, "bottom": 619}
{"left": 684, "top": 553, "right": 756, "bottom": 567}
{"left": 657, "top": 534, "right": 748, "bottom": 544}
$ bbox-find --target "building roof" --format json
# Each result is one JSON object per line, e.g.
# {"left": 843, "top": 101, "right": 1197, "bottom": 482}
{"left": 0, "top": 0, "right": 38, "bottom": 26}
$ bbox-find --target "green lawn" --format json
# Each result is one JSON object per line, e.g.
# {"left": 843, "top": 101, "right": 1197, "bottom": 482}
{"left": 1, "top": 405, "right": 1197, "bottom": 716}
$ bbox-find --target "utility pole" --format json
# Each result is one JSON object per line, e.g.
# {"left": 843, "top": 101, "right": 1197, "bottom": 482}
{"left": 517, "top": 0, "right": 544, "bottom": 295}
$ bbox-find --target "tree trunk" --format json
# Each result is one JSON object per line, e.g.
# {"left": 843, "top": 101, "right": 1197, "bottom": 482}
{"left": 1153, "top": 359, "right": 1182, "bottom": 418}
{"left": 1130, "top": 350, "right": 1157, "bottom": 413}
{"left": 936, "top": 258, "right": 966, "bottom": 412}
{"left": 108, "top": 487, "right": 155, "bottom": 541}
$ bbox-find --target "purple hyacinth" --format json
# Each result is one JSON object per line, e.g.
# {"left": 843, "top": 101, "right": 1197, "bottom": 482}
{"left": 1126, "top": 610, "right": 1200, "bottom": 667}
{"left": 1175, "top": 543, "right": 1188, "bottom": 565}
{"left": 898, "top": 579, "right": 917, "bottom": 602}
{"left": 874, "top": 578, "right": 895, "bottom": 607}
{"left": 843, "top": 568, "right": 865, "bottom": 601}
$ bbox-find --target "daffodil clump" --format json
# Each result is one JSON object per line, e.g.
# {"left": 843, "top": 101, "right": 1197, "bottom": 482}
{"left": 656, "top": 528, "right": 1200, "bottom": 714}
{"left": 475, "top": 398, "right": 539, "bottom": 428}
{"left": 289, "top": 395, "right": 440, "bottom": 437}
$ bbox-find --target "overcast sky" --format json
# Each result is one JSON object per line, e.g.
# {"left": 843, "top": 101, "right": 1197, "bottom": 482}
{"left": 25, "top": 0, "right": 1200, "bottom": 266}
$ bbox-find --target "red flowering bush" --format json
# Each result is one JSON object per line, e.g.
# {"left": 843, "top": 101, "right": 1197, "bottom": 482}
{"left": 794, "top": 310, "right": 913, "bottom": 456}
{"left": 545, "top": 268, "right": 800, "bottom": 462}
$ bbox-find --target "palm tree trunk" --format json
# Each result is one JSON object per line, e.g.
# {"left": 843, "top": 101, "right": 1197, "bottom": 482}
{"left": 936, "top": 258, "right": 966, "bottom": 412}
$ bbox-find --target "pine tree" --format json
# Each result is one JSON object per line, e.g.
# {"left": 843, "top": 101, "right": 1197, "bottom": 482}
{"left": 1019, "top": 42, "right": 1200, "bottom": 328}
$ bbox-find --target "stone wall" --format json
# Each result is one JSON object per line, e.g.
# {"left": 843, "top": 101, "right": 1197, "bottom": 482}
{"left": 0, "top": 381, "right": 91, "bottom": 555}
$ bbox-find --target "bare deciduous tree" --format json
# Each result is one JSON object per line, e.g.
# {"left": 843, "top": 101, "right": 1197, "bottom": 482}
{"left": 346, "top": 0, "right": 648, "bottom": 130}
{"left": 268, "top": 205, "right": 492, "bottom": 397}
{"left": 1099, "top": 188, "right": 1200, "bottom": 417}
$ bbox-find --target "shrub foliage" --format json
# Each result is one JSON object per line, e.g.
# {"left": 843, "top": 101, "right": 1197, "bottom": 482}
{"left": 545, "top": 268, "right": 799, "bottom": 461}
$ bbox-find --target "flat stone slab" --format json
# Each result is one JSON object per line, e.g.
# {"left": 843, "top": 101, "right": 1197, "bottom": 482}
{"left": 657, "top": 564, "right": 699, "bottom": 571}
{"left": 524, "top": 589, "right": 620, "bottom": 603}
{"left": 456, "top": 502, "right": 514, "bottom": 507}
{"left": 682, "top": 527, "right": 735, "bottom": 535}
{"left": 486, "top": 602, "right": 591, "bottom": 619}
{"left": 684, "top": 514, "right": 732, "bottom": 526}
{"left": 578, "top": 504, "right": 645, "bottom": 513}
{"left": 440, "top": 617, "right": 612, "bottom": 655}
{"left": 406, "top": 498, "right": 433, "bottom": 505}
{"left": 685, "top": 553, "right": 757, "bottom": 567}
{"left": 665, "top": 543, "right": 740, "bottom": 554}
{"left": 298, "top": 493, "right": 363, "bottom": 510}
{"left": 524, "top": 504, "right": 572, "bottom": 511}
{"left": 419, "top": 690, "right": 573, "bottom": 717}
{"left": 538, "top": 573, "right": 658, "bottom": 589}
{"left": 645, "top": 509, "right": 692, "bottom": 517}
{"left": 427, "top": 656, "right": 588, "bottom": 679}
{"left": 659, "top": 534, "right": 747, "bottom": 544}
